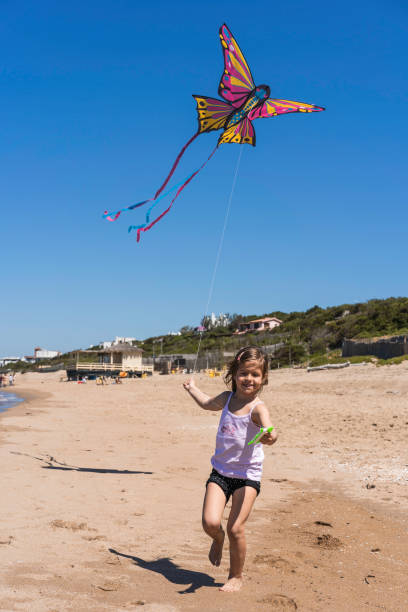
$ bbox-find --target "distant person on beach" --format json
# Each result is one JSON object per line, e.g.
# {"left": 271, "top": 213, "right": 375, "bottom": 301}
{"left": 183, "top": 346, "right": 278, "bottom": 592}
{"left": 9, "top": 373, "right": 14, "bottom": 386}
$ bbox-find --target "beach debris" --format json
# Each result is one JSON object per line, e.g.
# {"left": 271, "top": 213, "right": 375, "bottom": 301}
{"left": 371, "top": 548, "right": 381, "bottom": 552}
{"left": 364, "top": 574, "right": 376, "bottom": 584}
{"left": 307, "top": 362, "right": 350, "bottom": 372}
{"left": 366, "top": 484, "right": 376, "bottom": 489}
{"left": 0, "top": 536, "right": 14, "bottom": 545}
{"left": 315, "top": 521, "right": 333, "bottom": 527}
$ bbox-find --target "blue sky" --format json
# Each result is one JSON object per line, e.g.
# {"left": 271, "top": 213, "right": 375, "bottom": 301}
{"left": 1, "top": 0, "right": 407, "bottom": 355}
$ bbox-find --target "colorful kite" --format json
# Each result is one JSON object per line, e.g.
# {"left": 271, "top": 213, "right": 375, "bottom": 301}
{"left": 104, "top": 24, "right": 325, "bottom": 242}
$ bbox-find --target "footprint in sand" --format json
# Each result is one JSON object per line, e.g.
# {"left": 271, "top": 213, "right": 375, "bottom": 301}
{"left": 253, "top": 554, "right": 294, "bottom": 572}
{"left": 299, "top": 530, "right": 342, "bottom": 549}
{"left": 164, "top": 466, "right": 197, "bottom": 474}
{"left": 315, "top": 534, "right": 342, "bottom": 549}
{"left": 50, "top": 520, "right": 89, "bottom": 531}
{"left": 257, "top": 594, "right": 297, "bottom": 610}
{"left": 93, "top": 580, "right": 122, "bottom": 592}
{"left": 50, "top": 520, "right": 103, "bottom": 542}
{"left": 131, "top": 605, "right": 178, "bottom": 612}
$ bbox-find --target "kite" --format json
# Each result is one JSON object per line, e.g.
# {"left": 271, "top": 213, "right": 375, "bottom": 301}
{"left": 103, "top": 24, "right": 325, "bottom": 242}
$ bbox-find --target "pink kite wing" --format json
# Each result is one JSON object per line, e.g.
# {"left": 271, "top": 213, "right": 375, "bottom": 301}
{"left": 248, "top": 98, "right": 325, "bottom": 120}
{"left": 218, "top": 117, "right": 256, "bottom": 146}
{"left": 218, "top": 24, "right": 255, "bottom": 108}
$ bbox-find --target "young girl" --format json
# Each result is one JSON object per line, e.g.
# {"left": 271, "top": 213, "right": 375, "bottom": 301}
{"left": 183, "top": 346, "right": 277, "bottom": 592}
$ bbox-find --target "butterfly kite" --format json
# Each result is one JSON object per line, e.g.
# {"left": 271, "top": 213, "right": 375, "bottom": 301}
{"left": 104, "top": 24, "right": 324, "bottom": 242}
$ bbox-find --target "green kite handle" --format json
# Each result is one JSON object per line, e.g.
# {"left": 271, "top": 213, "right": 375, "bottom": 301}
{"left": 248, "top": 426, "right": 274, "bottom": 445}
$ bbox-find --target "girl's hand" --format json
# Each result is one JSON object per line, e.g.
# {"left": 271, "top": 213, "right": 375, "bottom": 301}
{"left": 183, "top": 378, "right": 196, "bottom": 392}
{"left": 261, "top": 431, "right": 278, "bottom": 446}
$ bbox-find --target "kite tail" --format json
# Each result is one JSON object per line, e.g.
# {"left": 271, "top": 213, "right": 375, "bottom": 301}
{"left": 153, "top": 132, "right": 200, "bottom": 199}
{"left": 135, "top": 144, "right": 218, "bottom": 242}
{"left": 103, "top": 199, "right": 150, "bottom": 222}
{"left": 103, "top": 131, "right": 200, "bottom": 223}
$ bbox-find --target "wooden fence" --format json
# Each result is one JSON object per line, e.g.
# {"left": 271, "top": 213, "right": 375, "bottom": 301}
{"left": 342, "top": 335, "right": 408, "bottom": 360}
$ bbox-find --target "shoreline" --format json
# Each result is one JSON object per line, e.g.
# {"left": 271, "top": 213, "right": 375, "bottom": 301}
{"left": 0, "top": 387, "right": 50, "bottom": 418}
{"left": 0, "top": 389, "right": 25, "bottom": 414}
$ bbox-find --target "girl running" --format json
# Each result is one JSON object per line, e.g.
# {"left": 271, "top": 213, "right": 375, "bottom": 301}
{"left": 183, "top": 345, "right": 277, "bottom": 592}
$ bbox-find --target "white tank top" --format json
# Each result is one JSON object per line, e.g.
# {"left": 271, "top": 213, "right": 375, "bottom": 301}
{"left": 211, "top": 392, "right": 264, "bottom": 480}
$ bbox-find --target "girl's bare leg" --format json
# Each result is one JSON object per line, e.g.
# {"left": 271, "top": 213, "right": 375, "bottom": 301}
{"left": 220, "top": 485, "right": 257, "bottom": 592}
{"left": 202, "top": 482, "right": 227, "bottom": 566}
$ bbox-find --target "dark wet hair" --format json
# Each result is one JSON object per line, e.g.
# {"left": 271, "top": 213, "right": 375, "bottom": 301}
{"left": 224, "top": 346, "right": 269, "bottom": 392}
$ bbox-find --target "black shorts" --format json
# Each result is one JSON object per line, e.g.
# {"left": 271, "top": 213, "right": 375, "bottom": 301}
{"left": 206, "top": 468, "right": 260, "bottom": 503}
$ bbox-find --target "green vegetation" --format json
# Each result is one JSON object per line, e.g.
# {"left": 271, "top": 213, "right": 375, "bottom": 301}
{"left": 0, "top": 360, "right": 34, "bottom": 374}
{"left": 4, "top": 297, "right": 408, "bottom": 373}
{"left": 376, "top": 354, "right": 408, "bottom": 366}
{"left": 138, "top": 297, "right": 408, "bottom": 364}
{"left": 308, "top": 353, "right": 376, "bottom": 367}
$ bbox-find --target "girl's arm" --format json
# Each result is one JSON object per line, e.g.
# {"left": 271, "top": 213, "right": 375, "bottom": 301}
{"left": 183, "top": 379, "right": 227, "bottom": 411}
{"left": 251, "top": 402, "right": 278, "bottom": 446}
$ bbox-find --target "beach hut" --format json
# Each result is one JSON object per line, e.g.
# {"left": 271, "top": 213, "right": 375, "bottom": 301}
{"left": 97, "top": 344, "right": 144, "bottom": 369}
{"left": 66, "top": 344, "right": 153, "bottom": 379}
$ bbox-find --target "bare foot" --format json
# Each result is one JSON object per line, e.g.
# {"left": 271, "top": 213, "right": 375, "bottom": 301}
{"left": 209, "top": 528, "right": 225, "bottom": 566}
{"left": 219, "top": 576, "right": 243, "bottom": 592}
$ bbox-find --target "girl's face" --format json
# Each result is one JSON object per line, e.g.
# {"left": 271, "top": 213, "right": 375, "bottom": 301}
{"left": 234, "top": 359, "right": 264, "bottom": 396}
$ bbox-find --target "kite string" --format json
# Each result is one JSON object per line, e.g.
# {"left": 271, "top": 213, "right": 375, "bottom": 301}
{"left": 193, "top": 146, "right": 244, "bottom": 374}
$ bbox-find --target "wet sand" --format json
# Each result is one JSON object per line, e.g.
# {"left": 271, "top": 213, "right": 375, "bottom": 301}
{"left": 0, "top": 365, "right": 407, "bottom": 611}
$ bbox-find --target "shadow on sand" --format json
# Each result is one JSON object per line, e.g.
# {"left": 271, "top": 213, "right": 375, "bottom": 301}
{"left": 10, "top": 451, "right": 153, "bottom": 474}
{"left": 109, "top": 548, "right": 222, "bottom": 594}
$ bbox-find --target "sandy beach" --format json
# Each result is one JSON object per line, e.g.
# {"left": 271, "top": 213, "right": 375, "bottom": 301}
{"left": 1, "top": 365, "right": 407, "bottom": 611}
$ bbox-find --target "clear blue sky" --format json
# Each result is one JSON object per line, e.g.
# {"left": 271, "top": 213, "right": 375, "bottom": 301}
{"left": 1, "top": 1, "right": 407, "bottom": 356}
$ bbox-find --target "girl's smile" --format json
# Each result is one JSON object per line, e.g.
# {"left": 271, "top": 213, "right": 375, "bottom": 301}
{"left": 234, "top": 360, "right": 264, "bottom": 397}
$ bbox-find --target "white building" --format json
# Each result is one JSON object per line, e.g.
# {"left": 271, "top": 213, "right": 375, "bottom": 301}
{"left": 211, "top": 313, "right": 231, "bottom": 327}
{"left": 34, "top": 347, "right": 61, "bottom": 359}
{"left": 101, "top": 336, "right": 136, "bottom": 349}
{"left": 0, "top": 357, "right": 20, "bottom": 367}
